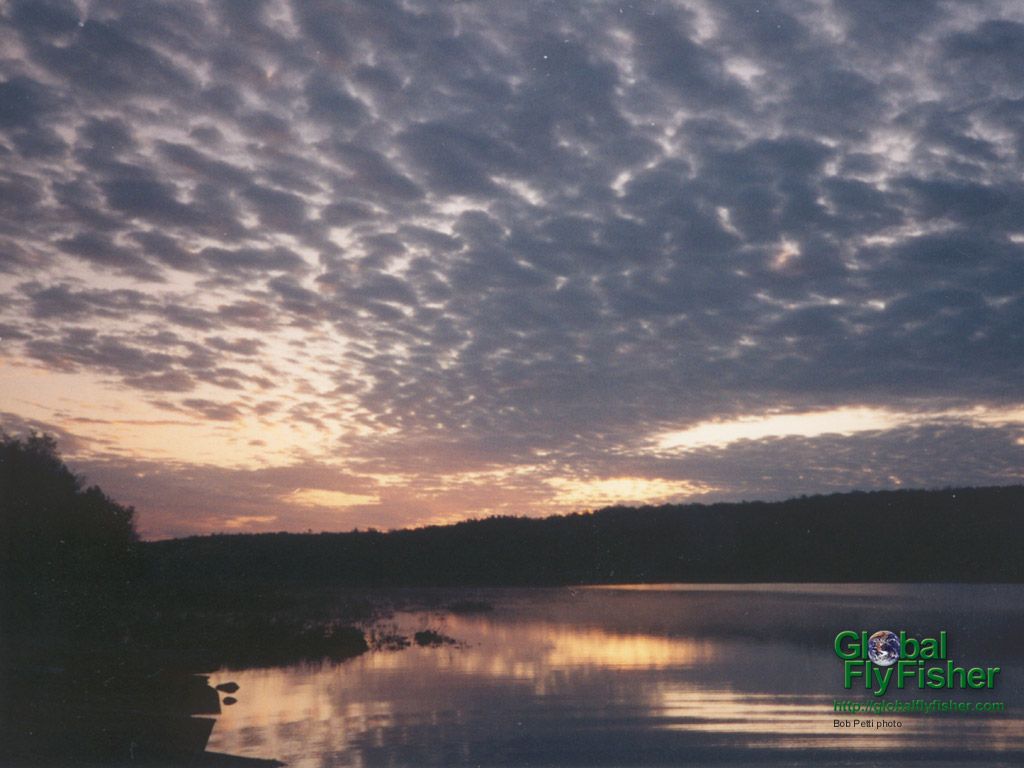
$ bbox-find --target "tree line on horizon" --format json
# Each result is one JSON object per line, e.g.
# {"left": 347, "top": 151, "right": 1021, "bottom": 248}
{"left": 148, "top": 486, "right": 1024, "bottom": 585}
{"left": 3, "top": 431, "right": 1023, "bottom": 586}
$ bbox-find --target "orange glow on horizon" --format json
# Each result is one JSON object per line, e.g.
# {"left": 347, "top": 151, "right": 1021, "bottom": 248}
{"left": 547, "top": 476, "right": 714, "bottom": 508}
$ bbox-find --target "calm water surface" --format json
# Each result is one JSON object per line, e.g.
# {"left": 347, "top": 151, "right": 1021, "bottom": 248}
{"left": 206, "top": 584, "right": 1024, "bottom": 766}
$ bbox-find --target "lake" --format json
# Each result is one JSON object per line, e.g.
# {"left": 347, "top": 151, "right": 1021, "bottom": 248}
{"left": 204, "top": 584, "right": 1024, "bottom": 766}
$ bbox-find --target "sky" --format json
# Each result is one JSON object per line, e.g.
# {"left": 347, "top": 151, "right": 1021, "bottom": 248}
{"left": 1, "top": 0, "right": 1023, "bottom": 539}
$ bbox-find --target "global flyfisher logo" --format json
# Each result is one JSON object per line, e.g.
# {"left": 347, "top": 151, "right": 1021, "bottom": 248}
{"left": 835, "top": 630, "right": 1001, "bottom": 697}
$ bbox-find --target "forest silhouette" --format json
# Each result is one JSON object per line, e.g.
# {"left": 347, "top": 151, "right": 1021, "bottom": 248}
{"left": 150, "top": 485, "right": 1024, "bottom": 585}
{"left": 1, "top": 432, "right": 139, "bottom": 582}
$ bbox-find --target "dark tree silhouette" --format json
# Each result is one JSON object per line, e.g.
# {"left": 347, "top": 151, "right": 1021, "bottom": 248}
{"left": 147, "top": 485, "right": 1024, "bottom": 585}
{"left": 0, "top": 431, "right": 138, "bottom": 581}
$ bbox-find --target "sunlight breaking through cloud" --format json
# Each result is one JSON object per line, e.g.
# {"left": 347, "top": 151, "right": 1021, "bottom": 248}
{"left": 547, "top": 477, "right": 714, "bottom": 509}
{"left": 654, "top": 406, "right": 1024, "bottom": 453}
{"left": 285, "top": 488, "right": 379, "bottom": 509}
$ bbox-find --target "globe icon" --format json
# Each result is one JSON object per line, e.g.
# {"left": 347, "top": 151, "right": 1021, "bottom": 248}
{"left": 868, "top": 630, "right": 900, "bottom": 666}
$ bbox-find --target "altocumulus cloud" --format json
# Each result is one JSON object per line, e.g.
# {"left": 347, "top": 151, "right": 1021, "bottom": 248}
{"left": 1, "top": 0, "right": 1023, "bottom": 537}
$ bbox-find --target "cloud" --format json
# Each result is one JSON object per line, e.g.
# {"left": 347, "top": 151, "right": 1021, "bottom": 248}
{"left": 1, "top": 0, "right": 1023, "bottom": 536}
{"left": 56, "top": 232, "right": 162, "bottom": 280}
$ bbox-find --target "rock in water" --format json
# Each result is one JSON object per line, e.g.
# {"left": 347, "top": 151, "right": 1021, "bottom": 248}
{"left": 215, "top": 682, "right": 240, "bottom": 693}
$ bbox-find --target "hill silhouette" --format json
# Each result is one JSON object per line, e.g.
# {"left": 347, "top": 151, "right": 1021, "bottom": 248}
{"left": 147, "top": 486, "right": 1024, "bottom": 585}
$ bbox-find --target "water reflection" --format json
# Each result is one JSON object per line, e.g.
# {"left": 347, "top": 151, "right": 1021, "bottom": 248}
{"left": 207, "top": 585, "right": 1024, "bottom": 766}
